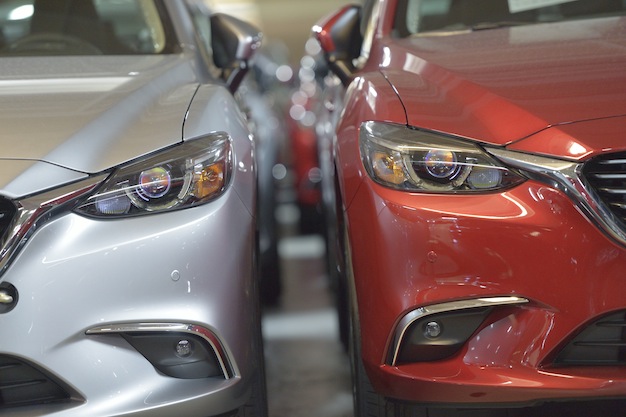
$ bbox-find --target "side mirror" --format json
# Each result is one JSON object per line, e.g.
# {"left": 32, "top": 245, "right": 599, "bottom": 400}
{"left": 211, "top": 13, "right": 262, "bottom": 93}
{"left": 312, "top": 5, "right": 363, "bottom": 86}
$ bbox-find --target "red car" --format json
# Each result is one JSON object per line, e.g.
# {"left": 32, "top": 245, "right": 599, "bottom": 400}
{"left": 313, "top": 0, "right": 626, "bottom": 415}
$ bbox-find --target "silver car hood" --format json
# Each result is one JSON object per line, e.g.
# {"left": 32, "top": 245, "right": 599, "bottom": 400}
{"left": 0, "top": 55, "right": 199, "bottom": 197}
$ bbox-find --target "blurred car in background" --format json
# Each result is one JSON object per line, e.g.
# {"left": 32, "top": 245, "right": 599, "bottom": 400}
{"left": 314, "top": 0, "right": 626, "bottom": 416}
{"left": 0, "top": 0, "right": 267, "bottom": 416}
{"left": 284, "top": 44, "right": 332, "bottom": 235}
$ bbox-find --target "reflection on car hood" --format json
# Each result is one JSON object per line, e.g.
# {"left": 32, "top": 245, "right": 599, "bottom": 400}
{"left": 384, "top": 16, "right": 626, "bottom": 145}
{"left": 0, "top": 55, "right": 199, "bottom": 177}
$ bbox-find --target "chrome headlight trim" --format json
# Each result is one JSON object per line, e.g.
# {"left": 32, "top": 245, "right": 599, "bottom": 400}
{"left": 487, "top": 148, "right": 626, "bottom": 245}
{"left": 0, "top": 175, "right": 107, "bottom": 277}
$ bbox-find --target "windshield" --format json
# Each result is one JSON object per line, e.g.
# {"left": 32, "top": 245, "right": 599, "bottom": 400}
{"left": 0, "top": 0, "right": 177, "bottom": 55}
{"left": 396, "top": 0, "right": 626, "bottom": 35}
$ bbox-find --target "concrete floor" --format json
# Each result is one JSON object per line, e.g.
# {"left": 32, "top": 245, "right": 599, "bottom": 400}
{"left": 262, "top": 232, "right": 353, "bottom": 417}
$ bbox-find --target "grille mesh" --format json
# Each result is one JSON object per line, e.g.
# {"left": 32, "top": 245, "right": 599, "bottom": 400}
{"left": 554, "top": 311, "right": 626, "bottom": 366}
{"left": 0, "top": 355, "right": 72, "bottom": 408}
{"left": 584, "top": 152, "right": 626, "bottom": 229}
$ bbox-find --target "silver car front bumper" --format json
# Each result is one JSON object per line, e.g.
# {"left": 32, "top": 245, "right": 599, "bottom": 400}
{"left": 0, "top": 188, "right": 257, "bottom": 416}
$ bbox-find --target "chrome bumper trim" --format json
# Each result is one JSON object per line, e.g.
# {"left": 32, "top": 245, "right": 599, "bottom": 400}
{"left": 86, "top": 322, "right": 237, "bottom": 379}
{"left": 389, "top": 296, "right": 529, "bottom": 366}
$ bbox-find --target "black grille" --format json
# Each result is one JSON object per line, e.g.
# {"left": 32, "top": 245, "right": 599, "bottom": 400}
{"left": 584, "top": 153, "right": 626, "bottom": 228}
{"left": 0, "top": 355, "right": 72, "bottom": 408}
{"left": 554, "top": 311, "right": 626, "bottom": 366}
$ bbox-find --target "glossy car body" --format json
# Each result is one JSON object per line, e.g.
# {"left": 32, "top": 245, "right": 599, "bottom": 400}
{"left": 0, "top": 1, "right": 266, "bottom": 416}
{"left": 313, "top": 0, "right": 626, "bottom": 414}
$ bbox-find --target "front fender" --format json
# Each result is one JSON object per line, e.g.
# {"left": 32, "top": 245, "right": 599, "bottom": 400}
{"left": 184, "top": 83, "right": 256, "bottom": 217}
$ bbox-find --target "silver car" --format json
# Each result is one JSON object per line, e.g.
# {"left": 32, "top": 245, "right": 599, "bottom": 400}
{"left": 0, "top": 1, "right": 267, "bottom": 416}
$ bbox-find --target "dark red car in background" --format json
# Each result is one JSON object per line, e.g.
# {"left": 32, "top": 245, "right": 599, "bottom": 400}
{"left": 313, "top": 0, "right": 626, "bottom": 416}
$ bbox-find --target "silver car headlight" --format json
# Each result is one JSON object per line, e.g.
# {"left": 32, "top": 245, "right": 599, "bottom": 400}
{"left": 75, "top": 133, "right": 232, "bottom": 217}
{"left": 359, "top": 121, "right": 525, "bottom": 193}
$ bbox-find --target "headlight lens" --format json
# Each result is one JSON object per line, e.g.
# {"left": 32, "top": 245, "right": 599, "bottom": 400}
{"left": 75, "top": 133, "right": 232, "bottom": 217}
{"left": 360, "top": 121, "right": 525, "bottom": 193}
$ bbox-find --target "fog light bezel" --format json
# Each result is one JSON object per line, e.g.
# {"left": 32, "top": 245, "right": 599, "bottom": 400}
{"left": 86, "top": 322, "right": 236, "bottom": 379}
{"left": 120, "top": 332, "right": 224, "bottom": 379}
{"left": 388, "top": 296, "right": 529, "bottom": 366}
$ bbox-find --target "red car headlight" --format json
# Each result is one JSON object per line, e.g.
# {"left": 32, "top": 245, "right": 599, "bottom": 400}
{"left": 360, "top": 121, "right": 525, "bottom": 193}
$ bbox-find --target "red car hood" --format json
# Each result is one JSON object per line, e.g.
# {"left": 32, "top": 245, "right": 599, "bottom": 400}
{"left": 382, "top": 16, "right": 626, "bottom": 149}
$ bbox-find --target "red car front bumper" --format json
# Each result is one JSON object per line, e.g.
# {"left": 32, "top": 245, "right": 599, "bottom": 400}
{"left": 347, "top": 176, "right": 626, "bottom": 405}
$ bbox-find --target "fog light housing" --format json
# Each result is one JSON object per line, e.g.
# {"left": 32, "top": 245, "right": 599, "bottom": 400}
{"left": 393, "top": 308, "right": 492, "bottom": 364}
{"left": 122, "top": 332, "right": 223, "bottom": 379}
{"left": 389, "top": 297, "right": 530, "bottom": 365}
